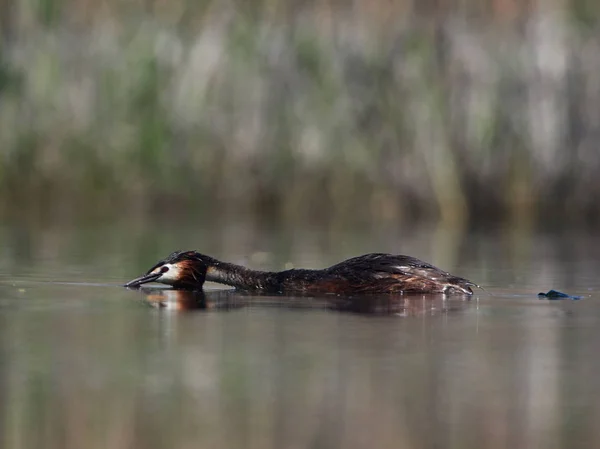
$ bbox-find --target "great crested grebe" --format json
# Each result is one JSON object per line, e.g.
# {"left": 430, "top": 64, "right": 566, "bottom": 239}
{"left": 124, "top": 251, "right": 477, "bottom": 295}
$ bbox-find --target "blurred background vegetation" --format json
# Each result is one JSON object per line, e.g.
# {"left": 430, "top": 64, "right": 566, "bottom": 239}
{"left": 1, "top": 0, "right": 600, "bottom": 228}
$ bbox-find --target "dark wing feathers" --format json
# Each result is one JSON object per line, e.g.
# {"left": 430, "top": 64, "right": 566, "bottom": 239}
{"left": 326, "top": 253, "right": 473, "bottom": 287}
{"left": 327, "top": 253, "right": 440, "bottom": 276}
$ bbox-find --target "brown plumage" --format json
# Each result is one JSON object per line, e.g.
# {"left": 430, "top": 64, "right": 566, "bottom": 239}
{"left": 124, "top": 251, "right": 477, "bottom": 296}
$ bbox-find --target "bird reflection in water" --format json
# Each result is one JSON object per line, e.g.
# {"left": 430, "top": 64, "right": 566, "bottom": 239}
{"left": 134, "top": 287, "right": 472, "bottom": 316}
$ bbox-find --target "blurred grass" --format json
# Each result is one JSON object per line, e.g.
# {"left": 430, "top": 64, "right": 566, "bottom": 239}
{"left": 1, "top": 0, "right": 600, "bottom": 227}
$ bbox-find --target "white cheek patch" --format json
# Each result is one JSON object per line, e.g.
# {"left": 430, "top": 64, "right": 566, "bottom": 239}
{"left": 152, "top": 263, "right": 181, "bottom": 284}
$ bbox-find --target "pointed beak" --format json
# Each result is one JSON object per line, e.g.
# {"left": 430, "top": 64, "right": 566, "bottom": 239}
{"left": 124, "top": 272, "right": 162, "bottom": 288}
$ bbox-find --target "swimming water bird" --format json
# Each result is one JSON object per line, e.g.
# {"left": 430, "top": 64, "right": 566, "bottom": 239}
{"left": 124, "top": 251, "right": 477, "bottom": 295}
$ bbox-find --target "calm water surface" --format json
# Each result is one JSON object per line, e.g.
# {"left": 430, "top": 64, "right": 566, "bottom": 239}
{"left": 1, "top": 223, "right": 600, "bottom": 449}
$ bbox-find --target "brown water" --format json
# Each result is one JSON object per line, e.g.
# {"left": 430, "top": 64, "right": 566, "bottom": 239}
{"left": 1, "top": 222, "right": 600, "bottom": 449}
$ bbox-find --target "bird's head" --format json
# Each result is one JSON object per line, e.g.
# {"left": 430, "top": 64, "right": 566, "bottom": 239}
{"left": 124, "top": 251, "right": 215, "bottom": 290}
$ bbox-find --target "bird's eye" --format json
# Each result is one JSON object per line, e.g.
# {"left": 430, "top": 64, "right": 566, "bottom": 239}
{"left": 160, "top": 266, "right": 169, "bottom": 273}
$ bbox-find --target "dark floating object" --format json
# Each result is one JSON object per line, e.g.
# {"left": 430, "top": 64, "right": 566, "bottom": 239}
{"left": 538, "top": 290, "right": 583, "bottom": 300}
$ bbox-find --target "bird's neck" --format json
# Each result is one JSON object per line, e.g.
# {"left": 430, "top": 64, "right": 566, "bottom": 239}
{"left": 205, "top": 260, "right": 278, "bottom": 291}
